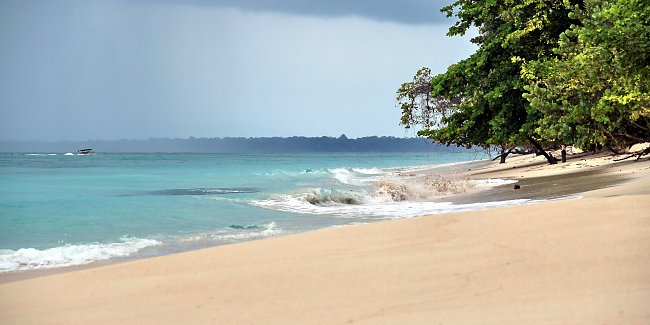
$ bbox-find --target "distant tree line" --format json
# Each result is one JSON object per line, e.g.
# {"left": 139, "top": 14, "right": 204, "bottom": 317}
{"left": 398, "top": 0, "right": 649, "bottom": 164}
{"left": 0, "top": 135, "right": 470, "bottom": 153}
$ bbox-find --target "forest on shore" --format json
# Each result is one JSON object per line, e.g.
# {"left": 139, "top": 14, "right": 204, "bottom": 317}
{"left": 398, "top": 0, "right": 648, "bottom": 164}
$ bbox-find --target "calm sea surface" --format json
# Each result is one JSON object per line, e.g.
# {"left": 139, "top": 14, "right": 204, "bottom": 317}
{"left": 0, "top": 152, "right": 518, "bottom": 272}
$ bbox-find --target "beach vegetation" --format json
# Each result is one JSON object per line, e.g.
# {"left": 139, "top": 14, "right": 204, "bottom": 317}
{"left": 522, "top": 0, "right": 650, "bottom": 151}
{"left": 398, "top": 0, "right": 649, "bottom": 163}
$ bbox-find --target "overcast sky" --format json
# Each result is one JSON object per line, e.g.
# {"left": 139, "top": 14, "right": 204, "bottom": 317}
{"left": 0, "top": 0, "right": 476, "bottom": 141}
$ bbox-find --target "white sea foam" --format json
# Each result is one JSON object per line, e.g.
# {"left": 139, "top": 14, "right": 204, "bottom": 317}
{"left": 374, "top": 176, "right": 471, "bottom": 202}
{"left": 251, "top": 171, "right": 524, "bottom": 219}
{"left": 300, "top": 168, "right": 330, "bottom": 175}
{"left": 0, "top": 237, "right": 160, "bottom": 273}
{"left": 350, "top": 167, "right": 385, "bottom": 175}
{"left": 472, "top": 178, "right": 518, "bottom": 187}
{"left": 63, "top": 152, "right": 75, "bottom": 156}
{"left": 329, "top": 167, "right": 389, "bottom": 185}
{"left": 250, "top": 194, "right": 531, "bottom": 219}
{"left": 263, "top": 166, "right": 392, "bottom": 185}
{"left": 218, "top": 222, "right": 282, "bottom": 240}
{"left": 330, "top": 168, "right": 355, "bottom": 185}
{"left": 326, "top": 164, "right": 516, "bottom": 196}
{"left": 179, "top": 223, "right": 283, "bottom": 242}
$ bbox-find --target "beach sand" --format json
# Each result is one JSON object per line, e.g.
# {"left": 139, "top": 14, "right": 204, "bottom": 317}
{"left": 1, "top": 153, "right": 649, "bottom": 324}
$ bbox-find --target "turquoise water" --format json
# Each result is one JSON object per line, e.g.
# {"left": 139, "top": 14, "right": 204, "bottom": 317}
{"left": 0, "top": 152, "right": 518, "bottom": 272}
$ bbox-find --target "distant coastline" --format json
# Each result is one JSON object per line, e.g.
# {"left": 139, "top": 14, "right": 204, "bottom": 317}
{"left": 0, "top": 135, "right": 469, "bottom": 153}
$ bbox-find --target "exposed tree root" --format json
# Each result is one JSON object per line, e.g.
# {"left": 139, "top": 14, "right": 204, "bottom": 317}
{"left": 613, "top": 147, "right": 650, "bottom": 161}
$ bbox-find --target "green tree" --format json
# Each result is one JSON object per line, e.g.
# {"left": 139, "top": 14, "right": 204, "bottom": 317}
{"left": 522, "top": 0, "right": 650, "bottom": 150}
{"left": 399, "top": 0, "right": 580, "bottom": 164}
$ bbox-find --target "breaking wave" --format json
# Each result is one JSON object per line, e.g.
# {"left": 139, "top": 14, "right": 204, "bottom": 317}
{"left": 373, "top": 176, "right": 518, "bottom": 202}
{"left": 329, "top": 167, "right": 387, "bottom": 185}
{"left": 249, "top": 175, "right": 523, "bottom": 219}
{"left": 251, "top": 193, "right": 531, "bottom": 219}
{"left": 257, "top": 166, "right": 391, "bottom": 187}
{"left": 304, "top": 188, "right": 368, "bottom": 205}
{"left": 0, "top": 236, "right": 161, "bottom": 273}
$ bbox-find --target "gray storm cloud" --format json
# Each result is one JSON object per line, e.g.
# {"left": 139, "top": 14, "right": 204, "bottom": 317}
{"left": 138, "top": 0, "right": 453, "bottom": 25}
{"left": 0, "top": 0, "right": 473, "bottom": 141}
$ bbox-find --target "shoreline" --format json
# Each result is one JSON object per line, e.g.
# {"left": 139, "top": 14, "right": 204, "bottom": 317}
{"left": 2, "top": 153, "right": 649, "bottom": 323}
{"left": 0, "top": 154, "right": 594, "bottom": 283}
{"left": 0, "top": 155, "right": 513, "bottom": 282}
{"left": 0, "top": 153, "right": 645, "bottom": 283}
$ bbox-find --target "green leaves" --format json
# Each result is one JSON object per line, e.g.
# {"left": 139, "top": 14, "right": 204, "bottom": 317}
{"left": 523, "top": 0, "right": 650, "bottom": 148}
{"left": 397, "top": 0, "right": 648, "bottom": 158}
{"left": 406, "top": 1, "right": 575, "bottom": 149}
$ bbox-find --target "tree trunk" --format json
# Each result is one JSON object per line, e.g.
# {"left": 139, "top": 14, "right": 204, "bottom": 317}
{"left": 527, "top": 136, "right": 558, "bottom": 165}
{"left": 499, "top": 145, "right": 508, "bottom": 164}
{"left": 498, "top": 145, "right": 516, "bottom": 164}
{"left": 561, "top": 144, "right": 567, "bottom": 163}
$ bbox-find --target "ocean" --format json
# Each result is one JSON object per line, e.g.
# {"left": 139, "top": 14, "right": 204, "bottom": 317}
{"left": 0, "top": 152, "right": 522, "bottom": 273}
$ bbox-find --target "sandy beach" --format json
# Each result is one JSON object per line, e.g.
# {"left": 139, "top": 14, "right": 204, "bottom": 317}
{"left": 1, "top": 152, "right": 649, "bottom": 324}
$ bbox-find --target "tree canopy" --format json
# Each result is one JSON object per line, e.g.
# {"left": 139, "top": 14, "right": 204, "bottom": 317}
{"left": 523, "top": 0, "right": 650, "bottom": 150}
{"left": 398, "top": 0, "right": 649, "bottom": 163}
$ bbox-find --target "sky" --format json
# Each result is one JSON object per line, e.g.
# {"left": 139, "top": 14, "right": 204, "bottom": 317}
{"left": 0, "top": 0, "right": 476, "bottom": 141}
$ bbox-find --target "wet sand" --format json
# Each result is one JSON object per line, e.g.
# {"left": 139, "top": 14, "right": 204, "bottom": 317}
{"left": 452, "top": 164, "right": 629, "bottom": 204}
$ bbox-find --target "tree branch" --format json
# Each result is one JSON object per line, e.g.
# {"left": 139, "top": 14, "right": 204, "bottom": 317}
{"left": 613, "top": 147, "right": 650, "bottom": 161}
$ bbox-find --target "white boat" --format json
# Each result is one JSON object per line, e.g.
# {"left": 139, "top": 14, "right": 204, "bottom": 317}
{"left": 77, "top": 148, "right": 95, "bottom": 155}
